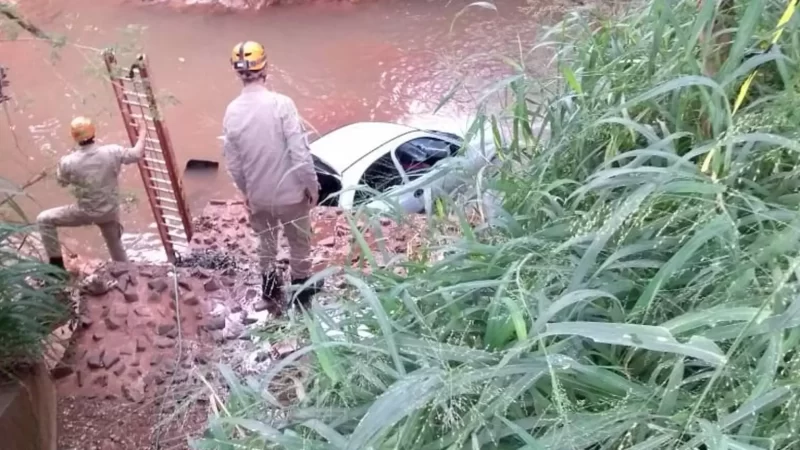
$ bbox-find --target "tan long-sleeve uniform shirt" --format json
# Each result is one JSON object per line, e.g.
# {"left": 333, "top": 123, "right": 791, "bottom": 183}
{"left": 222, "top": 84, "right": 318, "bottom": 209}
{"left": 57, "top": 143, "right": 142, "bottom": 215}
{"left": 37, "top": 142, "right": 142, "bottom": 261}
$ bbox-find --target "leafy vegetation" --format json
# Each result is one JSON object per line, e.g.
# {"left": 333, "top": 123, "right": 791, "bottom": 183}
{"left": 0, "top": 178, "right": 69, "bottom": 378}
{"left": 194, "top": 0, "right": 800, "bottom": 448}
{"left": 0, "top": 225, "right": 69, "bottom": 377}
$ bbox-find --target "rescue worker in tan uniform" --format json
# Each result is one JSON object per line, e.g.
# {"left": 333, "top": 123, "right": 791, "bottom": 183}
{"left": 37, "top": 116, "right": 146, "bottom": 269}
{"left": 222, "top": 40, "right": 320, "bottom": 307}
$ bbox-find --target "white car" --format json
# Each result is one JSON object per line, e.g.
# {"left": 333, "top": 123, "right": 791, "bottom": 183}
{"left": 311, "top": 122, "right": 496, "bottom": 213}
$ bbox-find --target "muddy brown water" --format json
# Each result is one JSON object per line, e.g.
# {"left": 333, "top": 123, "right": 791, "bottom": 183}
{"left": 1, "top": 0, "right": 555, "bottom": 259}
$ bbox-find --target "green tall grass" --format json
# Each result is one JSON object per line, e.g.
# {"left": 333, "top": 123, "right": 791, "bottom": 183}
{"left": 197, "top": 0, "right": 800, "bottom": 448}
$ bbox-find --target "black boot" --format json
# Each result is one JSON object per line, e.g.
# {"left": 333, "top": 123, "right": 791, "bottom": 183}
{"left": 42, "top": 257, "right": 69, "bottom": 304}
{"left": 290, "top": 277, "right": 322, "bottom": 308}
{"left": 261, "top": 271, "right": 282, "bottom": 302}
{"left": 49, "top": 257, "right": 65, "bottom": 270}
{"left": 47, "top": 257, "right": 69, "bottom": 283}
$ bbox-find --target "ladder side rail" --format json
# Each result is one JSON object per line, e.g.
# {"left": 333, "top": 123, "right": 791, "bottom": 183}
{"left": 103, "top": 49, "right": 176, "bottom": 262}
{"left": 135, "top": 55, "right": 194, "bottom": 244}
{"left": 125, "top": 64, "right": 179, "bottom": 261}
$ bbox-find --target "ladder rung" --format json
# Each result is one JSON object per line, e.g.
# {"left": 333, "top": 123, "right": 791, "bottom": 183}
{"left": 164, "top": 215, "right": 182, "bottom": 222}
{"left": 121, "top": 80, "right": 146, "bottom": 89}
{"left": 128, "top": 123, "right": 156, "bottom": 133}
{"left": 155, "top": 203, "right": 179, "bottom": 211}
{"left": 156, "top": 207, "right": 178, "bottom": 215}
{"left": 165, "top": 224, "right": 186, "bottom": 234}
{"left": 150, "top": 177, "right": 171, "bottom": 185}
{"left": 149, "top": 185, "right": 176, "bottom": 195}
{"left": 145, "top": 147, "right": 164, "bottom": 154}
{"left": 167, "top": 226, "right": 188, "bottom": 235}
{"left": 144, "top": 166, "right": 169, "bottom": 176}
{"left": 121, "top": 84, "right": 146, "bottom": 93}
{"left": 144, "top": 157, "right": 167, "bottom": 166}
{"left": 130, "top": 113, "right": 154, "bottom": 121}
{"left": 154, "top": 196, "right": 177, "bottom": 205}
{"left": 122, "top": 100, "right": 147, "bottom": 108}
{"left": 123, "top": 90, "right": 148, "bottom": 98}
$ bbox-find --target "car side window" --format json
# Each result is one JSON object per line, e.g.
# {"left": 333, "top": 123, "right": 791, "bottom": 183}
{"left": 354, "top": 152, "right": 404, "bottom": 204}
{"left": 395, "top": 137, "right": 457, "bottom": 180}
{"left": 354, "top": 136, "right": 460, "bottom": 204}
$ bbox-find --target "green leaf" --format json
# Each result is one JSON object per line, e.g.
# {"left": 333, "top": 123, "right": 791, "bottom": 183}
{"left": 633, "top": 215, "right": 730, "bottom": 315}
{"left": 561, "top": 65, "right": 583, "bottom": 95}
{"left": 345, "top": 274, "right": 406, "bottom": 376}
{"left": 541, "top": 322, "right": 727, "bottom": 365}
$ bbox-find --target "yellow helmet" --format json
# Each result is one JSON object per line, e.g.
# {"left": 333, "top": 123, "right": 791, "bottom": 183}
{"left": 231, "top": 41, "right": 267, "bottom": 73}
{"left": 70, "top": 116, "right": 96, "bottom": 144}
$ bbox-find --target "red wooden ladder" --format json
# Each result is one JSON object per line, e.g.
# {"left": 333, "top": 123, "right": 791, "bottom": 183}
{"left": 103, "top": 49, "right": 193, "bottom": 263}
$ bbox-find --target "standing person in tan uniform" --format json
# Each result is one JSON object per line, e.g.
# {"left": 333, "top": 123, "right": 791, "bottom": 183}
{"left": 222, "top": 40, "right": 320, "bottom": 308}
{"left": 37, "top": 116, "right": 146, "bottom": 270}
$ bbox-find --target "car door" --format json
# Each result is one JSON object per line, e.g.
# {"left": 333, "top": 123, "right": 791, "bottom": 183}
{"left": 312, "top": 155, "right": 343, "bottom": 207}
{"left": 385, "top": 136, "right": 460, "bottom": 213}
{"left": 350, "top": 133, "right": 462, "bottom": 213}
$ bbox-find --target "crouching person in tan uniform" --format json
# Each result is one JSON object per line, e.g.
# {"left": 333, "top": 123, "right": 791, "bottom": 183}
{"left": 222, "top": 40, "right": 320, "bottom": 308}
{"left": 37, "top": 116, "right": 146, "bottom": 270}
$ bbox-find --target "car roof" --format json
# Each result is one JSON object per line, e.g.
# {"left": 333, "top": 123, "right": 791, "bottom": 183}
{"left": 310, "top": 122, "right": 419, "bottom": 175}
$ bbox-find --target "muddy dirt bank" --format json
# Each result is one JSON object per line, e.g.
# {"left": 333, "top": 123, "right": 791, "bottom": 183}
{"left": 56, "top": 201, "right": 428, "bottom": 449}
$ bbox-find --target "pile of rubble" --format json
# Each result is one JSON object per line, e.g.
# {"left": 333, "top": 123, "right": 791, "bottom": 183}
{"left": 57, "top": 263, "right": 222, "bottom": 403}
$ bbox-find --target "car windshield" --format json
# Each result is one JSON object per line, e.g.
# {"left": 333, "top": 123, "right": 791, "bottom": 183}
{"left": 396, "top": 138, "right": 453, "bottom": 163}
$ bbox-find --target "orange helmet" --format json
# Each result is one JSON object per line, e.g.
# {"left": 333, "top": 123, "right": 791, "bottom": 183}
{"left": 231, "top": 41, "right": 267, "bottom": 73}
{"left": 70, "top": 116, "right": 96, "bottom": 144}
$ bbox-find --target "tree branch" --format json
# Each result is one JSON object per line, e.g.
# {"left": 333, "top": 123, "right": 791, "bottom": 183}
{"left": 0, "top": 2, "right": 58, "bottom": 43}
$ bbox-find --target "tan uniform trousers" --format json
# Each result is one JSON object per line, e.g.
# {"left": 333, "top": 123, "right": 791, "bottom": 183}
{"left": 37, "top": 205, "right": 128, "bottom": 263}
{"left": 250, "top": 201, "right": 312, "bottom": 279}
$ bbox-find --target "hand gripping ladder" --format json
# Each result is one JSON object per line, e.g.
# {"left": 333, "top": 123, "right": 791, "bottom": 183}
{"left": 103, "top": 49, "right": 193, "bottom": 262}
